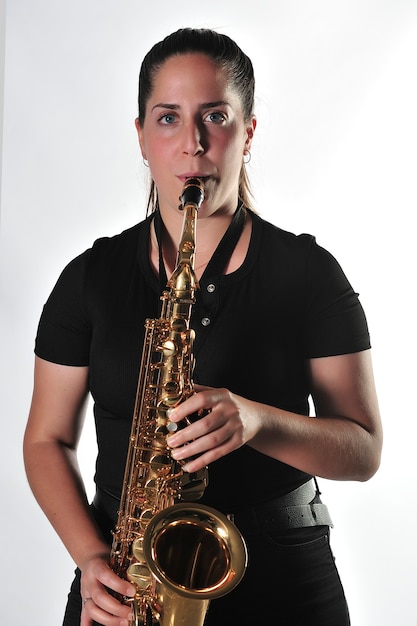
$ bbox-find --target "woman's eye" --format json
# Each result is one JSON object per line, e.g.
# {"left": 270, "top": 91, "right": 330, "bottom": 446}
{"left": 159, "top": 113, "right": 176, "bottom": 124}
{"left": 205, "top": 111, "right": 226, "bottom": 123}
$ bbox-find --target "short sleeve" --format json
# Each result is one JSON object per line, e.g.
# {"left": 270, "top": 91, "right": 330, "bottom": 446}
{"left": 303, "top": 239, "right": 371, "bottom": 358}
{"left": 35, "top": 251, "right": 92, "bottom": 366}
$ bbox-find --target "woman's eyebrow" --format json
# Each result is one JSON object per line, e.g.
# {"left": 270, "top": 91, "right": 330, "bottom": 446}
{"left": 151, "top": 100, "right": 229, "bottom": 112}
{"left": 151, "top": 102, "right": 179, "bottom": 111}
{"left": 201, "top": 100, "right": 229, "bottom": 108}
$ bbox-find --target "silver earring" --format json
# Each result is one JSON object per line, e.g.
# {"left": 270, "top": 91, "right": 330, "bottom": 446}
{"left": 143, "top": 158, "right": 149, "bottom": 167}
{"left": 243, "top": 150, "right": 251, "bottom": 164}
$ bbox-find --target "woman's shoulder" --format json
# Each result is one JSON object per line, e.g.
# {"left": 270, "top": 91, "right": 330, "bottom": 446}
{"left": 89, "top": 216, "right": 151, "bottom": 257}
{"left": 255, "top": 212, "right": 313, "bottom": 243}
{"left": 252, "top": 212, "right": 317, "bottom": 261}
{"left": 251, "top": 213, "right": 348, "bottom": 283}
{"left": 51, "top": 216, "right": 152, "bottom": 292}
{"left": 74, "top": 215, "right": 150, "bottom": 273}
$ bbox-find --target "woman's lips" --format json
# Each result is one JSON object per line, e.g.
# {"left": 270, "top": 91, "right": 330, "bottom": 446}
{"left": 178, "top": 174, "right": 210, "bottom": 182}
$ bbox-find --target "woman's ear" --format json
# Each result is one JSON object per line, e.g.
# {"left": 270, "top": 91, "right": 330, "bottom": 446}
{"left": 244, "top": 115, "right": 257, "bottom": 153}
{"left": 135, "top": 117, "right": 147, "bottom": 160}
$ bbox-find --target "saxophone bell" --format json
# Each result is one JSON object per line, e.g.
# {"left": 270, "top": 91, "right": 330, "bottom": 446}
{"left": 138, "top": 502, "right": 247, "bottom": 626}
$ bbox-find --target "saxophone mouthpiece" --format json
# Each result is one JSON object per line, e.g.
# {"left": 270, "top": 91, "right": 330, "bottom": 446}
{"left": 179, "top": 178, "right": 205, "bottom": 211}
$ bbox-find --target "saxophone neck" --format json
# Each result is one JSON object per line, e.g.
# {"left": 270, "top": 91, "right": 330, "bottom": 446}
{"left": 174, "top": 203, "right": 198, "bottom": 271}
{"left": 166, "top": 178, "right": 204, "bottom": 296}
{"left": 175, "top": 177, "right": 204, "bottom": 269}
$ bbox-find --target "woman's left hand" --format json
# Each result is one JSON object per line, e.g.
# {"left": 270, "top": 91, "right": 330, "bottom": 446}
{"left": 167, "top": 386, "right": 260, "bottom": 473}
{"left": 166, "top": 351, "right": 383, "bottom": 483}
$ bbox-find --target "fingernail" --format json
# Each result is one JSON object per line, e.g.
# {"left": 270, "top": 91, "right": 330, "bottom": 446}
{"left": 167, "top": 433, "right": 178, "bottom": 446}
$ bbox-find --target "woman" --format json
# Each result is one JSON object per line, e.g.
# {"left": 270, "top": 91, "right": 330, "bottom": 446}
{"left": 23, "top": 28, "right": 382, "bottom": 626}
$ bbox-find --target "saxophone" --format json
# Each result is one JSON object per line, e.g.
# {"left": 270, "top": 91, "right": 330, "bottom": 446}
{"left": 109, "top": 178, "right": 247, "bottom": 626}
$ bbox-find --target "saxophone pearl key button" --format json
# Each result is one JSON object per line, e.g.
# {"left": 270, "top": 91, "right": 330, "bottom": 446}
{"left": 201, "top": 317, "right": 211, "bottom": 326}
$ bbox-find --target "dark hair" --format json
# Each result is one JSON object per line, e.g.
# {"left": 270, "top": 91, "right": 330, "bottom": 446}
{"left": 138, "top": 28, "right": 255, "bottom": 212}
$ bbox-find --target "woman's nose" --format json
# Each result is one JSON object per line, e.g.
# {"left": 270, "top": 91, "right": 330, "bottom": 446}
{"left": 181, "top": 121, "right": 205, "bottom": 156}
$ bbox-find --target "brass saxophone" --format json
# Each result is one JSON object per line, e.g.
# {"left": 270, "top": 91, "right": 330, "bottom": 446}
{"left": 109, "top": 178, "right": 247, "bottom": 626}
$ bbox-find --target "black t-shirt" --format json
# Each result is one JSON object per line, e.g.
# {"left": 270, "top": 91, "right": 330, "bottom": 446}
{"left": 35, "top": 211, "right": 370, "bottom": 512}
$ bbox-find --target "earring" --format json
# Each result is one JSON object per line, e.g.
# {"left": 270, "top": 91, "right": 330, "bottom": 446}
{"left": 143, "top": 157, "right": 149, "bottom": 167}
{"left": 243, "top": 150, "right": 251, "bottom": 164}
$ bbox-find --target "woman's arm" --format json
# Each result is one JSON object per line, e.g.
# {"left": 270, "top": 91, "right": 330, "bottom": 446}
{"left": 23, "top": 356, "right": 135, "bottom": 625}
{"left": 167, "top": 349, "right": 382, "bottom": 482}
{"left": 249, "top": 349, "right": 382, "bottom": 480}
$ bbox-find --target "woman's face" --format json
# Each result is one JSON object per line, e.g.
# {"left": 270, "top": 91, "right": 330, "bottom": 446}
{"left": 136, "top": 53, "right": 256, "bottom": 218}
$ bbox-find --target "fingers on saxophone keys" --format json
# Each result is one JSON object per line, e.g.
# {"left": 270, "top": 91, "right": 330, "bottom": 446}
{"left": 167, "top": 415, "right": 206, "bottom": 450}
{"left": 170, "top": 390, "right": 211, "bottom": 421}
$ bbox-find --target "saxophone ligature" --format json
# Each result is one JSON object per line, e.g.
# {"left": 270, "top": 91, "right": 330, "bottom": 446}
{"left": 109, "top": 178, "right": 247, "bottom": 626}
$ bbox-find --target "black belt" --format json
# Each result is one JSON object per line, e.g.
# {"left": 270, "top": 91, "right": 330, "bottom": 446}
{"left": 228, "top": 480, "right": 333, "bottom": 534}
{"left": 93, "top": 479, "right": 333, "bottom": 536}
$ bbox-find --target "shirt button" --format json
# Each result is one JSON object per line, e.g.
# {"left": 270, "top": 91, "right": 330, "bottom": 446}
{"left": 207, "top": 283, "right": 216, "bottom": 293}
{"left": 201, "top": 317, "right": 211, "bottom": 327}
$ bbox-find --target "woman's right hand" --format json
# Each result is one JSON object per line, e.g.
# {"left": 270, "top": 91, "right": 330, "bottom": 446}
{"left": 23, "top": 357, "right": 135, "bottom": 625}
{"left": 80, "top": 555, "right": 136, "bottom": 626}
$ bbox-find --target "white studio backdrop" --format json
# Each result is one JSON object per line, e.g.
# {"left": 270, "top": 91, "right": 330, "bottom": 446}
{"left": 1, "top": 1, "right": 416, "bottom": 624}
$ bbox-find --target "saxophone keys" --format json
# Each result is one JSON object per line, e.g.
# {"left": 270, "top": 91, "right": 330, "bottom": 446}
{"left": 131, "top": 536, "right": 146, "bottom": 561}
{"left": 127, "top": 563, "right": 153, "bottom": 590}
{"left": 161, "top": 340, "right": 177, "bottom": 357}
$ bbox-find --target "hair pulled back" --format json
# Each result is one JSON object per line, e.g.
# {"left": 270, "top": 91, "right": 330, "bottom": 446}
{"left": 138, "top": 28, "right": 255, "bottom": 212}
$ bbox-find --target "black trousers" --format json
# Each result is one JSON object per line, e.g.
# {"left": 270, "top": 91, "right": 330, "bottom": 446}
{"left": 204, "top": 525, "right": 350, "bottom": 625}
{"left": 63, "top": 524, "right": 349, "bottom": 626}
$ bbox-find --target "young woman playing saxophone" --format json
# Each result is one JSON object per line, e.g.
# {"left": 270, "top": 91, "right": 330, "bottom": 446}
{"left": 23, "top": 27, "right": 382, "bottom": 626}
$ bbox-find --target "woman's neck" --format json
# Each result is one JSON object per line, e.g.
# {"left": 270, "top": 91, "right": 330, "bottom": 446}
{"left": 155, "top": 208, "right": 237, "bottom": 277}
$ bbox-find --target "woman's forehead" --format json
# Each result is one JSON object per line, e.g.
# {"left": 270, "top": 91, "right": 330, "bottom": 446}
{"left": 149, "top": 54, "right": 234, "bottom": 102}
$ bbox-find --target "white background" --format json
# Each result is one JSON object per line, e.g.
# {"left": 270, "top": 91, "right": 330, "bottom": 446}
{"left": 1, "top": 1, "right": 416, "bottom": 624}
